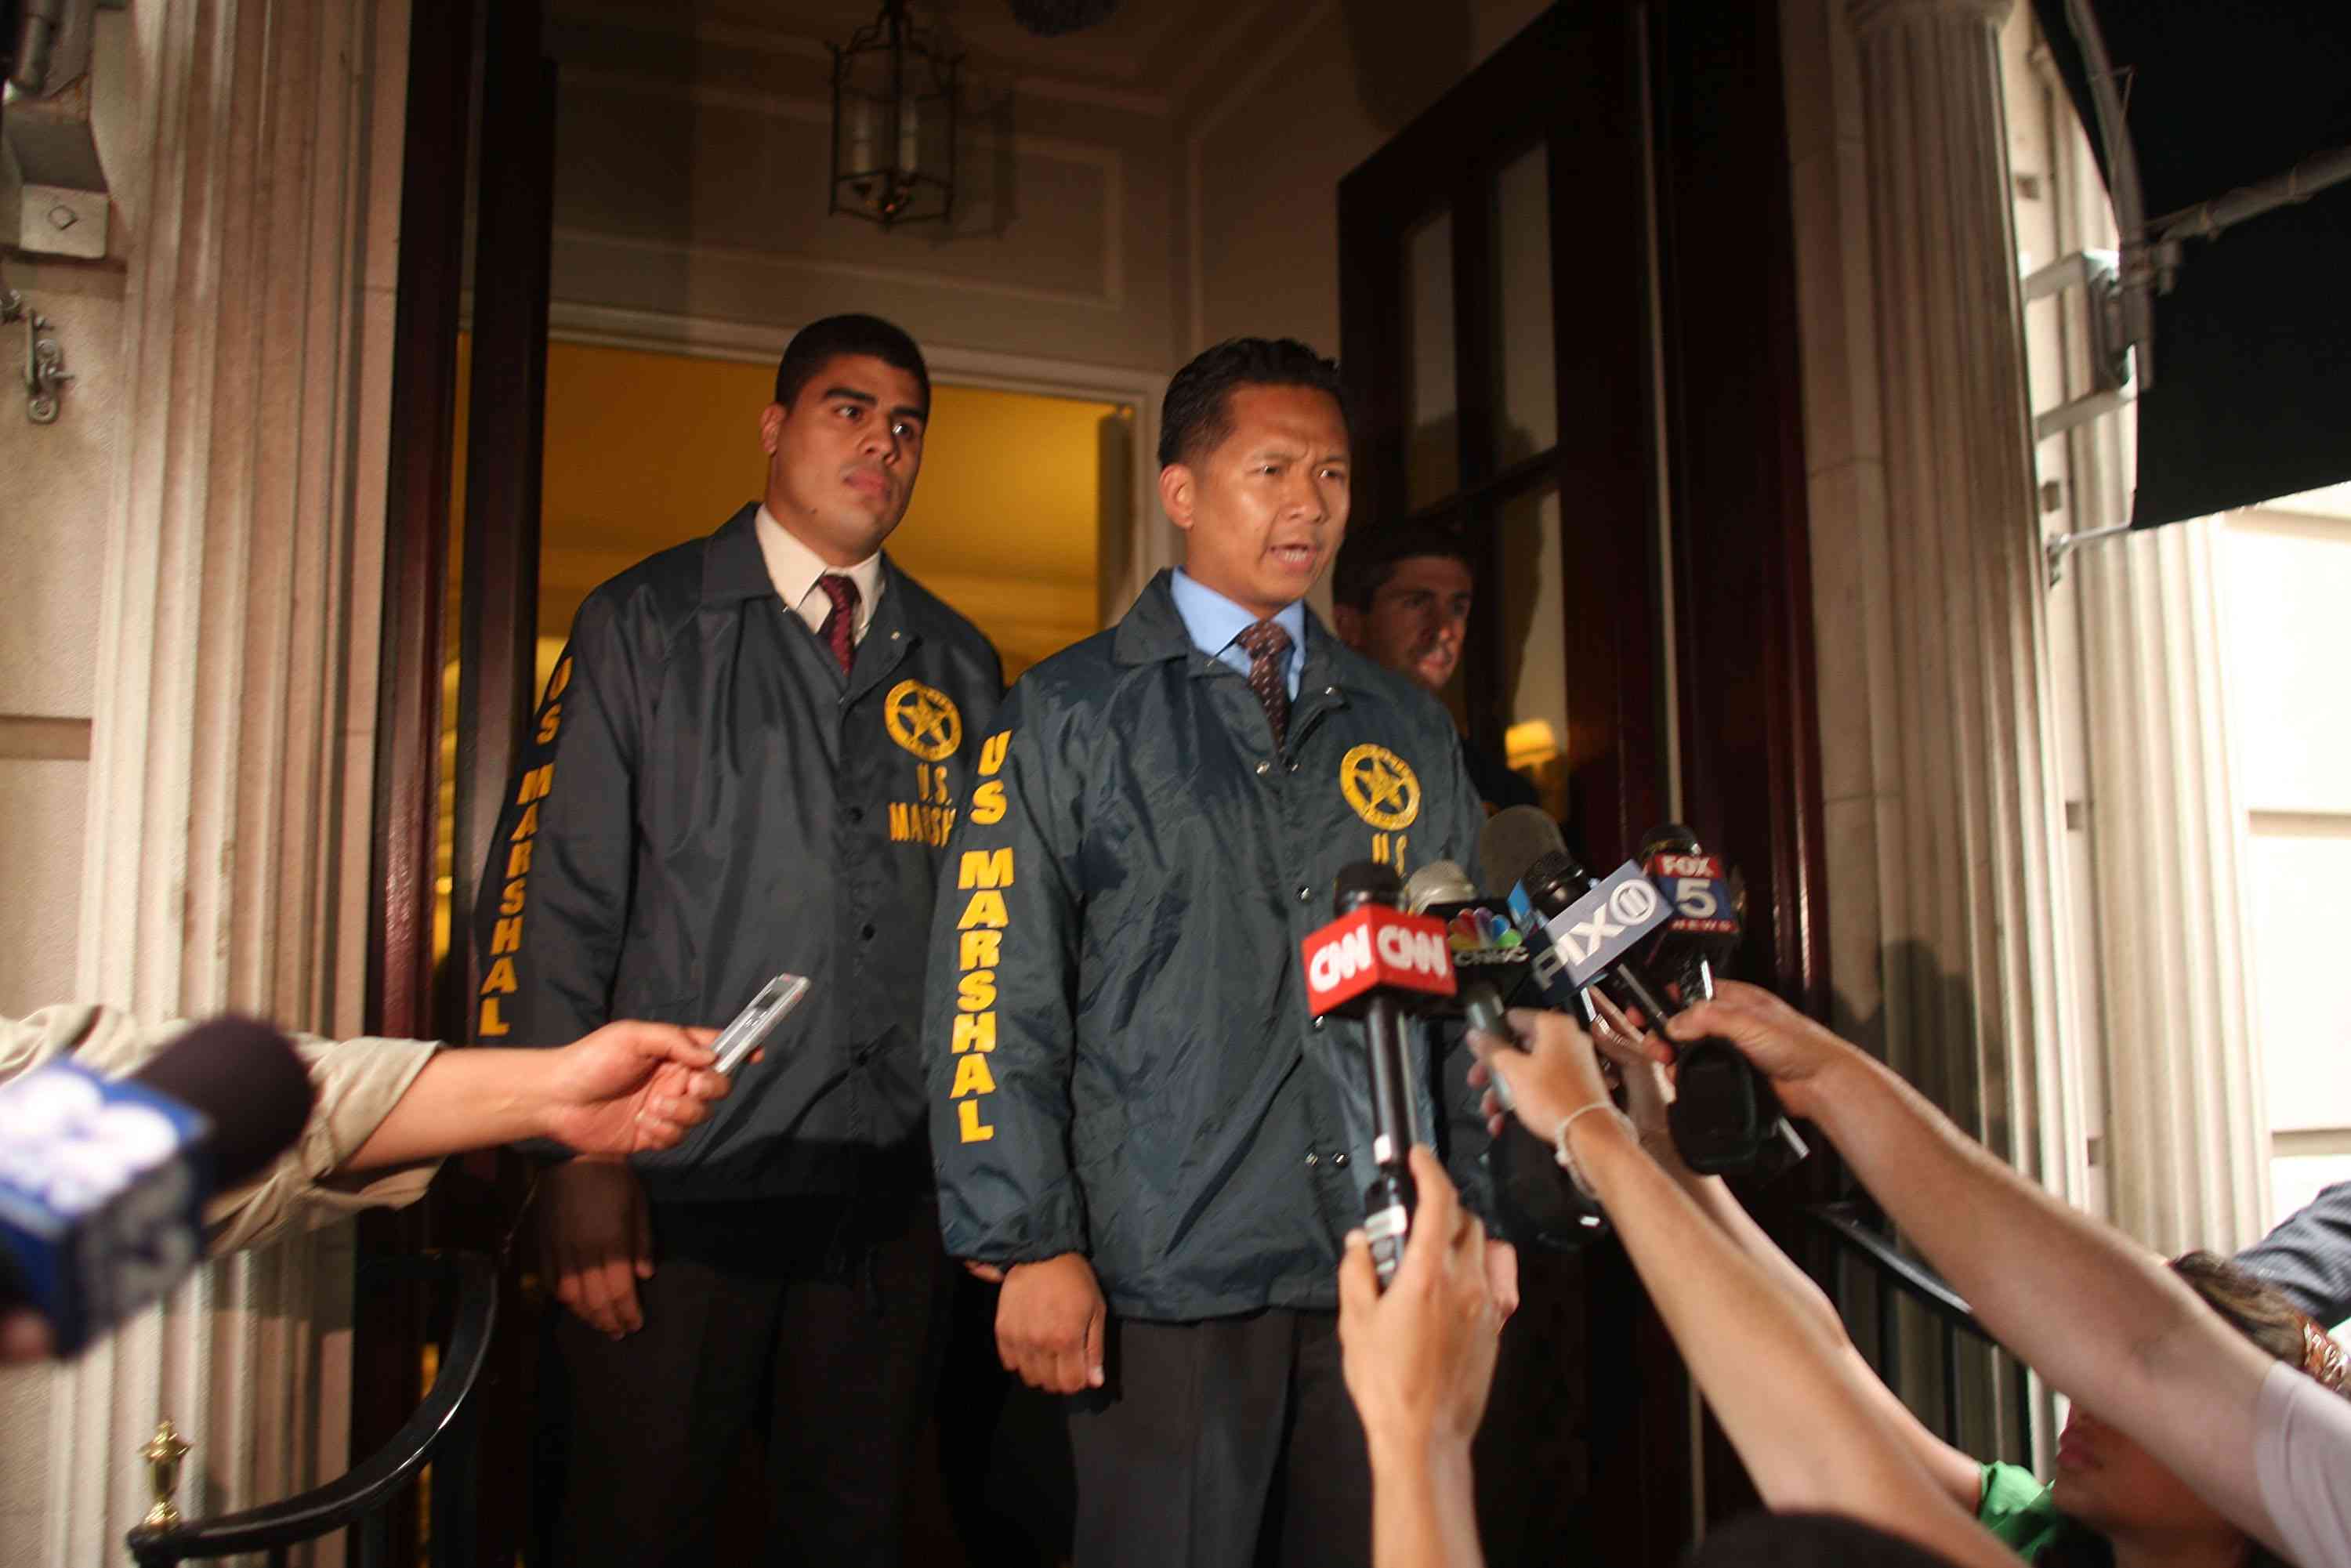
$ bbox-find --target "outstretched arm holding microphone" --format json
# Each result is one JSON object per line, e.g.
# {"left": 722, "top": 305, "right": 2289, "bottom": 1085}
{"left": 1650, "top": 983, "right": 2351, "bottom": 1568}
{"left": 1464, "top": 1007, "right": 2017, "bottom": 1568}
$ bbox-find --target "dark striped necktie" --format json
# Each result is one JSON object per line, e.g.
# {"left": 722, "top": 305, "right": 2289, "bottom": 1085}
{"left": 1236, "top": 618, "right": 1293, "bottom": 751}
{"left": 815, "top": 574, "right": 860, "bottom": 675}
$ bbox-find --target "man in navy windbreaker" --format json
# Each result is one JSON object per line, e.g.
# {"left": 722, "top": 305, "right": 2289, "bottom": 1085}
{"left": 927, "top": 338, "right": 1514, "bottom": 1568}
{"left": 478, "top": 315, "right": 1000, "bottom": 1566}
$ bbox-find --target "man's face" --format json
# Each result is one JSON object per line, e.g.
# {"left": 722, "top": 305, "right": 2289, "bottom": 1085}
{"left": 1335, "top": 554, "right": 1474, "bottom": 693}
{"left": 1161, "top": 383, "right": 1351, "bottom": 619}
{"left": 758, "top": 353, "right": 928, "bottom": 566}
{"left": 2049, "top": 1403, "right": 2239, "bottom": 1544}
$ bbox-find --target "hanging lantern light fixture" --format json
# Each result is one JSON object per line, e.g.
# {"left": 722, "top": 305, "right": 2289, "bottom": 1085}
{"left": 829, "top": 0, "right": 960, "bottom": 229}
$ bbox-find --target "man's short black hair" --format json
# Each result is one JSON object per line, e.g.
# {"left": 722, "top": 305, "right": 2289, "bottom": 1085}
{"left": 1331, "top": 522, "right": 1474, "bottom": 610}
{"left": 773, "top": 313, "right": 931, "bottom": 415}
{"left": 1157, "top": 336, "right": 1347, "bottom": 469}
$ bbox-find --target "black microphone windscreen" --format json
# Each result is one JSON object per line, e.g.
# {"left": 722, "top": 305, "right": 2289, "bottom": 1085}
{"left": 1478, "top": 806, "right": 1568, "bottom": 900}
{"left": 129, "top": 1017, "right": 315, "bottom": 1189}
{"left": 1639, "top": 821, "right": 1704, "bottom": 860}
{"left": 1332, "top": 860, "right": 1402, "bottom": 911}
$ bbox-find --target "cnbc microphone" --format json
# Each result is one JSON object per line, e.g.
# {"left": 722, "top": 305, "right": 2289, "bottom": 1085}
{"left": 1402, "top": 859, "right": 1610, "bottom": 1248}
{"left": 0, "top": 1017, "right": 315, "bottom": 1356}
{"left": 1302, "top": 861, "right": 1456, "bottom": 1287}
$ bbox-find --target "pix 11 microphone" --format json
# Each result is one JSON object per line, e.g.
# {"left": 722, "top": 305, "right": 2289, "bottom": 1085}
{"left": 1302, "top": 862, "right": 1454, "bottom": 1287}
{"left": 0, "top": 1016, "right": 315, "bottom": 1355}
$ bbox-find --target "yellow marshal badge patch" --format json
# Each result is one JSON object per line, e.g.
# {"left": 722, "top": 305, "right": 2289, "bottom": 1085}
{"left": 886, "top": 679, "right": 963, "bottom": 762}
{"left": 1339, "top": 744, "right": 1420, "bottom": 831}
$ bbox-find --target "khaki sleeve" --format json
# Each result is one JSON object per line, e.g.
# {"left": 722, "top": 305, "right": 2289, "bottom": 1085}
{"left": 0, "top": 1002, "right": 445, "bottom": 1256}
{"left": 201, "top": 1034, "right": 444, "bottom": 1255}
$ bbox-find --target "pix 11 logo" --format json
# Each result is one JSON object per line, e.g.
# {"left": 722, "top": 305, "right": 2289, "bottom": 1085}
{"left": 1447, "top": 907, "right": 1524, "bottom": 961}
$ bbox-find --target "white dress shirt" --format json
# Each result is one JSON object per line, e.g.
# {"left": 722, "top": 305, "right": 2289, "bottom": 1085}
{"left": 755, "top": 504, "right": 886, "bottom": 644}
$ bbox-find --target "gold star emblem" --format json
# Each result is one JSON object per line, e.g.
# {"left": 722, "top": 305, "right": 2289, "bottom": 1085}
{"left": 885, "top": 679, "right": 962, "bottom": 762}
{"left": 1339, "top": 744, "right": 1420, "bottom": 831}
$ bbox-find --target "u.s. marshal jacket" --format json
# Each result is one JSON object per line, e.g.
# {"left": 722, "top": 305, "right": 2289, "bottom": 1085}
{"left": 926, "top": 570, "right": 1488, "bottom": 1321}
{"left": 476, "top": 504, "right": 1002, "bottom": 1202}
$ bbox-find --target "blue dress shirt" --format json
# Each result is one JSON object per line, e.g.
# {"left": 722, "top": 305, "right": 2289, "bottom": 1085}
{"left": 1167, "top": 568, "right": 1307, "bottom": 700}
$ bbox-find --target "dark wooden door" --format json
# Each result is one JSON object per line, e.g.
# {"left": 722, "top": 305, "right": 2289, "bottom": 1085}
{"left": 365, "top": 1, "right": 557, "bottom": 1560}
{"left": 1339, "top": 0, "right": 1827, "bottom": 1554}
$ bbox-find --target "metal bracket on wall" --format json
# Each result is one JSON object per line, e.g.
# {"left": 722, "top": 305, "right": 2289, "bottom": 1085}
{"left": 2045, "top": 522, "right": 2134, "bottom": 589}
{"left": 0, "top": 287, "right": 74, "bottom": 422}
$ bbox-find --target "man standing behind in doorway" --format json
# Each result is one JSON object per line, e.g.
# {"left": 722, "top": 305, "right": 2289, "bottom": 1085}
{"left": 927, "top": 338, "right": 1512, "bottom": 1568}
{"left": 1331, "top": 523, "right": 1541, "bottom": 817}
{"left": 476, "top": 315, "right": 1001, "bottom": 1566}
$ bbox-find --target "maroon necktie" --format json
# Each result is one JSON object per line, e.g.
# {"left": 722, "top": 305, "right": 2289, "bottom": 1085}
{"left": 815, "top": 574, "right": 860, "bottom": 675}
{"left": 1235, "top": 619, "right": 1293, "bottom": 751}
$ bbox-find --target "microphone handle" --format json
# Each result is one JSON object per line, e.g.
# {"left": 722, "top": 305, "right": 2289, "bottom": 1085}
{"left": 1360, "top": 992, "right": 1419, "bottom": 1290}
{"left": 1598, "top": 960, "right": 1677, "bottom": 1027}
{"left": 1362, "top": 992, "right": 1418, "bottom": 1170}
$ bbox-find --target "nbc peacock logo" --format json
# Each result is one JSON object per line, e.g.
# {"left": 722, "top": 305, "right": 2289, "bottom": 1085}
{"left": 1447, "top": 907, "right": 1523, "bottom": 958}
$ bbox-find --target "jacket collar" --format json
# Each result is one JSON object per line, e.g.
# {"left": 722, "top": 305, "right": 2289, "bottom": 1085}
{"left": 700, "top": 502, "right": 918, "bottom": 697}
{"left": 700, "top": 503, "right": 770, "bottom": 605}
{"left": 1114, "top": 569, "right": 1353, "bottom": 729}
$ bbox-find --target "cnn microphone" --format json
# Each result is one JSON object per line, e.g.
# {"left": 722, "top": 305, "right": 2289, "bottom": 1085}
{"left": 1636, "top": 825, "right": 1807, "bottom": 1177}
{"left": 1403, "top": 859, "right": 1610, "bottom": 1249}
{"left": 1302, "top": 861, "right": 1455, "bottom": 1287}
{"left": 0, "top": 1016, "right": 315, "bottom": 1356}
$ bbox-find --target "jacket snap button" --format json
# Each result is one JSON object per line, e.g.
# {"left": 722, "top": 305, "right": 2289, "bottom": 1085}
{"left": 1313, "top": 1016, "right": 1326, "bottom": 1030}
{"left": 860, "top": 924, "right": 877, "bottom": 940}
{"left": 1256, "top": 760, "right": 1272, "bottom": 777}
{"left": 1333, "top": 1151, "right": 1349, "bottom": 1168}
{"left": 1304, "top": 1151, "right": 1319, "bottom": 1167}
{"left": 1296, "top": 885, "right": 1311, "bottom": 903}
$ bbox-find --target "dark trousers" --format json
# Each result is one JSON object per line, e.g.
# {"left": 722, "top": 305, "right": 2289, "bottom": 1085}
{"left": 1067, "top": 1309, "right": 1372, "bottom": 1568}
{"left": 541, "top": 1194, "right": 949, "bottom": 1568}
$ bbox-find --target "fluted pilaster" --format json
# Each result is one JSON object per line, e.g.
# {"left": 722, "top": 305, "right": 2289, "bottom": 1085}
{"left": 2076, "top": 520, "right": 2268, "bottom": 1252}
{"left": 38, "top": 0, "right": 409, "bottom": 1560}
{"left": 1846, "top": 0, "right": 2074, "bottom": 1180}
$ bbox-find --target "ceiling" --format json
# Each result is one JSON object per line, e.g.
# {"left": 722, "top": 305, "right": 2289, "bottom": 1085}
{"left": 549, "top": 0, "right": 1274, "bottom": 114}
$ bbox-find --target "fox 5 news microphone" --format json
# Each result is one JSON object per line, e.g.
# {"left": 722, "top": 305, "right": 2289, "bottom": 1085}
{"left": 1638, "top": 825, "right": 1808, "bottom": 1176}
{"left": 1402, "top": 860, "right": 1610, "bottom": 1248}
{"left": 0, "top": 1017, "right": 314, "bottom": 1355}
{"left": 1302, "top": 861, "right": 1455, "bottom": 1287}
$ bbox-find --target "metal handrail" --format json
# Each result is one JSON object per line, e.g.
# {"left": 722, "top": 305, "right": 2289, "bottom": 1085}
{"left": 1806, "top": 1200, "right": 2034, "bottom": 1461}
{"left": 125, "top": 1251, "right": 497, "bottom": 1568}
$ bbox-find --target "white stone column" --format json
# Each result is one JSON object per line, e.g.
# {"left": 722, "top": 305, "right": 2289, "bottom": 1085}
{"left": 2073, "top": 524, "right": 2268, "bottom": 1251}
{"left": 37, "top": 0, "right": 411, "bottom": 1560}
{"left": 1844, "top": 0, "right": 2076, "bottom": 1182}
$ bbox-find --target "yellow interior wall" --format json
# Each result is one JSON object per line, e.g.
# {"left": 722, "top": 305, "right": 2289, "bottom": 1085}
{"left": 437, "top": 336, "right": 1115, "bottom": 958}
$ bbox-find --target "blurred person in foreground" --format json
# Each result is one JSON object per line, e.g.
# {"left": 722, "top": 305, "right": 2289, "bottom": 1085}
{"left": 1470, "top": 985, "right": 2351, "bottom": 1568}
{"left": 1, "top": 1005, "right": 731, "bottom": 1362}
{"left": 1335, "top": 1135, "right": 2009, "bottom": 1568}
{"left": 1493, "top": 1004, "right": 2346, "bottom": 1568}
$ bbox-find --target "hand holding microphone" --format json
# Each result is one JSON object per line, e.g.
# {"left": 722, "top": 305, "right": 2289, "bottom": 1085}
{"left": 1301, "top": 861, "right": 1457, "bottom": 1288}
